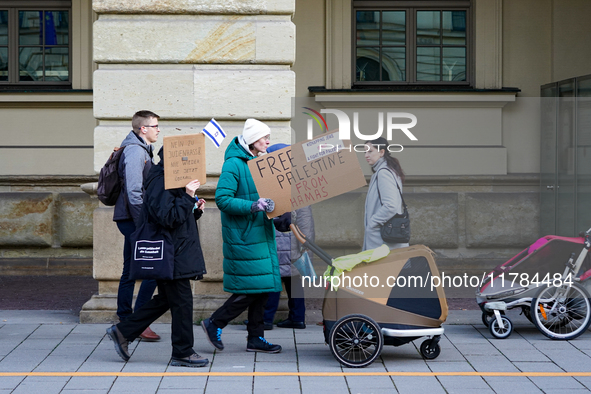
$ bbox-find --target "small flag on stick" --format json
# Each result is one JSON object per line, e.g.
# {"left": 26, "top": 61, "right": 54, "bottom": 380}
{"left": 202, "top": 118, "right": 226, "bottom": 148}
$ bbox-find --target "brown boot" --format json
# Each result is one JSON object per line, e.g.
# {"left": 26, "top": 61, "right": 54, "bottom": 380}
{"left": 106, "top": 325, "right": 130, "bottom": 361}
{"left": 139, "top": 326, "right": 161, "bottom": 342}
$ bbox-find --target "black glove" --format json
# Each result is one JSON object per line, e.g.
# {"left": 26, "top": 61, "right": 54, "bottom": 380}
{"left": 273, "top": 212, "right": 292, "bottom": 232}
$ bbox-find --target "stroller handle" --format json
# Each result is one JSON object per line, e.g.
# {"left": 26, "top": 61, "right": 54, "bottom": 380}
{"left": 290, "top": 223, "right": 334, "bottom": 266}
{"left": 290, "top": 223, "right": 307, "bottom": 244}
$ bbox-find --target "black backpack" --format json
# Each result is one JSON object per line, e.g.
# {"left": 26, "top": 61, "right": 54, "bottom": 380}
{"left": 97, "top": 147, "right": 125, "bottom": 206}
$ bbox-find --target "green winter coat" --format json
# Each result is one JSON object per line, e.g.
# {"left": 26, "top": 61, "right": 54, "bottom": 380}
{"left": 215, "top": 137, "right": 282, "bottom": 294}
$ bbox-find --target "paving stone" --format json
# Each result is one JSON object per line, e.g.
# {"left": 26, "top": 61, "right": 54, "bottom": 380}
{"left": 295, "top": 343, "right": 331, "bottom": 359}
{"left": 0, "top": 349, "right": 50, "bottom": 371}
{"left": 348, "top": 390, "right": 400, "bottom": 394}
{"left": 439, "top": 389, "right": 495, "bottom": 394}
{"left": 253, "top": 376, "right": 299, "bottom": 390}
{"left": 254, "top": 350, "right": 297, "bottom": 363}
{"left": 108, "top": 376, "right": 161, "bottom": 393}
{"left": 463, "top": 355, "right": 520, "bottom": 372}
{"left": 482, "top": 376, "right": 541, "bottom": 394}
{"left": 158, "top": 375, "right": 208, "bottom": 389}
{"left": 532, "top": 349, "right": 591, "bottom": 372}
{"left": 494, "top": 349, "right": 550, "bottom": 362}
{"left": 345, "top": 375, "right": 396, "bottom": 389}
{"left": 421, "top": 338, "right": 465, "bottom": 362}
{"left": 0, "top": 324, "right": 39, "bottom": 345}
{"left": 11, "top": 376, "right": 69, "bottom": 394}
{"left": 253, "top": 387, "right": 301, "bottom": 394}
{"left": 436, "top": 375, "right": 491, "bottom": 391}
{"left": 299, "top": 376, "right": 348, "bottom": 393}
{"left": 528, "top": 376, "right": 586, "bottom": 390}
{"left": 63, "top": 376, "right": 116, "bottom": 390}
{"left": 573, "top": 376, "right": 591, "bottom": 390}
{"left": 204, "top": 377, "right": 254, "bottom": 393}
{"left": 9, "top": 316, "right": 591, "bottom": 393}
{"left": 254, "top": 361, "right": 298, "bottom": 372}
{"left": 16, "top": 338, "right": 66, "bottom": 351}
{"left": 427, "top": 361, "right": 475, "bottom": 372}
{"left": 451, "top": 342, "right": 501, "bottom": 356}
{"left": 382, "top": 358, "right": 430, "bottom": 372}
{"left": 296, "top": 356, "right": 345, "bottom": 372}
{"left": 34, "top": 355, "right": 89, "bottom": 372}
{"left": 391, "top": 376, "right": 446, "bottom": 394}
{"left": 0, "top": 376, "right": 25, "bottom": 390}
{"left": 512, "top": 361, "right": 563, "bottom": 372}
{"left": 209, "top": 352, "right": 256, "bottom": 372}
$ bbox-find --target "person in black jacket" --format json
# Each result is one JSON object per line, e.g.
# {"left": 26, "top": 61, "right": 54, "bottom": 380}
{"left": 106, "top": 147, "right": 208, "bottom": 368}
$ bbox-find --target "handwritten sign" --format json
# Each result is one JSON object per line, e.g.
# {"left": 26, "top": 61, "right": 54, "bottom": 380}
{"left": 163, "top": 134, "right": 206, "bottom": 190}
{"left": 301, "top": 132, "right": 345, "bottom": 162}
{"left": 248, "top": 131, "right": 366, "bottom": 218}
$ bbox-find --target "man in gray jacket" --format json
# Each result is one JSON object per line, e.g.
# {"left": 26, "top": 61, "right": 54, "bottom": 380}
{"left": 113, "top": 110, "right": 161, "bottom": 341}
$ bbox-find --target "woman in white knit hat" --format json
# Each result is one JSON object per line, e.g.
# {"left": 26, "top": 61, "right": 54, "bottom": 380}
{"left": 202, "top": 119, "right": 283, "bottom": 354}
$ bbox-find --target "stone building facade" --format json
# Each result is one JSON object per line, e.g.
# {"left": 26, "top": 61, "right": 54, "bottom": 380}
{"left": 1, "top": 0, "right": 591, "bottom": 323}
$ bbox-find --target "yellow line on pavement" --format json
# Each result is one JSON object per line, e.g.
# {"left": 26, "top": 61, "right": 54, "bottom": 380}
{"left": 1, "top": 372, "right": 591, "bottom": 377}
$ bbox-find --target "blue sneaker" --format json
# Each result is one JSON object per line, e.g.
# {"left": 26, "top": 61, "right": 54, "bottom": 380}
{"left": 246, "top": 336, "right": 282, "bottom": 353}
{"left": 201, "top": 318, "right": 224, "bottom": 350}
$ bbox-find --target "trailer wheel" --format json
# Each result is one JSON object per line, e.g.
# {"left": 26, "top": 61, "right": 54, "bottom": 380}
{"left": 522, "top": 306, "right": 533, "bottom": 323}
{"left": 420, "top": 340, "right": 441, "bottom": 360}
{"left": 482, "top": 312, "right": 494, "bottom": 327}
{"left": 489, "top": 315, "right": 513, "bottom": 339}
{"left": 532, "top": 283, "right": 591, "bottom": 340}
{"left": 328, "top": 314, "right": 383, "bottom": 368}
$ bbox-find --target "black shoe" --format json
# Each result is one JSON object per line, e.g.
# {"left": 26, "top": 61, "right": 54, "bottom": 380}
{"left": 276, "top": 319, "right": 306, "bottom": 329}
{"left": 170, "top": 352, "right": 209, "bottom": 368}
{"left": 106, "top": 325, "right": 130, "bottom": 361}
{"left": 246, "top": 336, "right": 282, "bottom": 353}
{"left": 201, "top": 318, "right": 224, "bottom": 351}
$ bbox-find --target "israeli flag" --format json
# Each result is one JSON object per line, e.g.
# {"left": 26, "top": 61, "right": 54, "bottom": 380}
{"left": 202, "top": 118, "right": 226, "bottom": 148}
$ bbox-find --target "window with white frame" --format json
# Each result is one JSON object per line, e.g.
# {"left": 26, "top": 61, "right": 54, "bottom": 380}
{"left": 354, "top": 1, "right": 471, "bottom": 86}
{"left": 0, "top": 1, "right": 71, "bottom": 88}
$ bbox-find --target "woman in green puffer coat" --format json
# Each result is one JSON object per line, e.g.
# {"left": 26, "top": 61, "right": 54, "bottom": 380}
{"left": 201, "top": 118, "right": 283, "bottom": 354}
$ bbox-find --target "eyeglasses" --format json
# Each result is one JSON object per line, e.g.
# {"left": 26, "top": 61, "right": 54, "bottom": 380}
{"left": 263, "top": 135, "right": 270, "bottom": 141}
{"left": 143, "top": 125, "right": 159, "bottom": 129}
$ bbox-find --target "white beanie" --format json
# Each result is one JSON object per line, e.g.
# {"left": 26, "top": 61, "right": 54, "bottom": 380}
{"left": 242, "top": 118, "right": 270, "bottom": 145}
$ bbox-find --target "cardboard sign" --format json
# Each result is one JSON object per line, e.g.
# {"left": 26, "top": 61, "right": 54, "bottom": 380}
{"left": 248, "top": 131, "right": 366, "bottom": 217}
{"left": 163, "top": 133, "right": 206, "bottom": 190}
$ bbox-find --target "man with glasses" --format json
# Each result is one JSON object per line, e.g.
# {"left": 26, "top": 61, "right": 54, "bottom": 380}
{"left": 112, "top": 110, "right": 161, "bottom": 341}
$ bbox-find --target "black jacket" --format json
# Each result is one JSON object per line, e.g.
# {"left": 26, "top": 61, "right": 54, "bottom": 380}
{"left": 142, "top": 148, "right": 207, "bottom": 280}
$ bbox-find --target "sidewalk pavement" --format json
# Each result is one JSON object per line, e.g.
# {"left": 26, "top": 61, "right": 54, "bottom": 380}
{"left": 2, "top": 309, "right": 591, "bottom": 394}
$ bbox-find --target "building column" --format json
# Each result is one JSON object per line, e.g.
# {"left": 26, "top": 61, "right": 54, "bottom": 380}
{"left": 81, "top": 0, "right": 295, "bottom": 323}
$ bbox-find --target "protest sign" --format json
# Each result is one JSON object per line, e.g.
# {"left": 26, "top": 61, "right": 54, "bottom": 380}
{"left": 248, "top": 131, "right": 366, "bottom": 218}
{"left": 163, "top": 133, "right": 206, "bottom": 190}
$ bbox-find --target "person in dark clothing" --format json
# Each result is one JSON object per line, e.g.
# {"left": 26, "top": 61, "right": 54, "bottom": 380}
{"left": 113, "top": 110, "right": 161, "bottom": 341}
{"left": 106, "top": 147, "right": 208, "bottom": 367}
{"left": 262, "top": 144, "right": 315, "bottom": 330}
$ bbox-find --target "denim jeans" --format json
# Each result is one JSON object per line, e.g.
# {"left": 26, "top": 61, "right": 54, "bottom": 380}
{"left": 264, "top": 276, "right": 306, "bottom": 323}
{"left": 116, "top": 220, "right": 158, "bottom": 321}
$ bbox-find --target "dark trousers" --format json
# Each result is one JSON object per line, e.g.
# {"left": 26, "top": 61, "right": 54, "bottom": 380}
{"left": 264, "top": 276, "right": 306, "bottom": 323}
{"left": 117, "top": 279, "right": 195, "bottom": 358}
{"left": 211, "top": 293, "right": 269, "bottom": 339}
{"left": 116, "top": 220, "right": 158, "bottom": 320}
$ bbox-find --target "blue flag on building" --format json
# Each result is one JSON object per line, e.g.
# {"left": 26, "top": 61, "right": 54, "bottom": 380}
{"left": 202, "top": 118, "right": 226, "bottom": 148}
{"left": 44, "top": 12, "right": 57, "bottom": 45}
